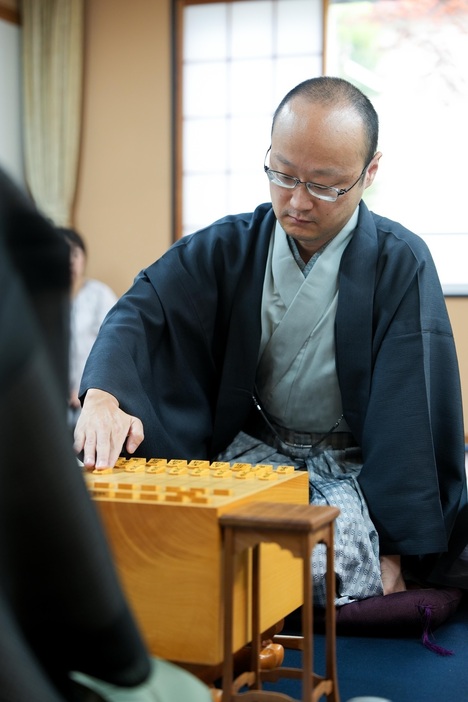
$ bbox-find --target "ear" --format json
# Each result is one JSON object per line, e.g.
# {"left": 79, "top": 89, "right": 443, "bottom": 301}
{"left": 364, "top": 151, "right": 382, "bottom": 189}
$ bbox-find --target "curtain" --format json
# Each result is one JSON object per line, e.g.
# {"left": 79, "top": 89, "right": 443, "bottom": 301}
{"left": 22, "top": 0, "right": 84, "bottom": 226}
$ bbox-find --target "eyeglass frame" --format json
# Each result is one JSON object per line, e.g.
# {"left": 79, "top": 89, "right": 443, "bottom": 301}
{"left": 263, "top": 146, "right": 373, "bottom": 203}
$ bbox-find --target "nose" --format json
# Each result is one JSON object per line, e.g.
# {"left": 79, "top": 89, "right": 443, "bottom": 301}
{"left": 289, "top": 182, "right": 315, "bottom": 209}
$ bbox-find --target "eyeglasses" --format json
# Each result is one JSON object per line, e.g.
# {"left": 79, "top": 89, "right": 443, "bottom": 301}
{"left": 264, "top": 147, "right": 372, "bottom": 203}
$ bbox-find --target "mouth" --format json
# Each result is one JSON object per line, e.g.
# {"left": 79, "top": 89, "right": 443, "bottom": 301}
{"left": 285, "top": 212, "right": 315, "bottom": 226}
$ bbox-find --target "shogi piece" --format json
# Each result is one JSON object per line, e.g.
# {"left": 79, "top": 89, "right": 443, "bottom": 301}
{"left": 219, "top": 501, "right": 340, "bottom": 702}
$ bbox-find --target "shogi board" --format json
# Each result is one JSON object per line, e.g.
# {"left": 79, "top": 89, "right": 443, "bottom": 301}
{"left": 86, "top": 457, "right": 309, "bottom": 666}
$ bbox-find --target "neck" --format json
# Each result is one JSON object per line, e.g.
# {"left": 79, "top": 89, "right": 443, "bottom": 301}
{"left": 294, "top": 234, "right": 336, "bottom": 263}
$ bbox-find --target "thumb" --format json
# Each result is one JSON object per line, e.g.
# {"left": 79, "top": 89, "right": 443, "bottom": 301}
{"left": 125, "top": 416, "right": 144, "bottom": 454}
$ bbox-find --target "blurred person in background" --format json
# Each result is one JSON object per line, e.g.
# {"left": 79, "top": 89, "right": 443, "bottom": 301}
{"left": 59, "top": 227, "right": 117, "bottom": 430}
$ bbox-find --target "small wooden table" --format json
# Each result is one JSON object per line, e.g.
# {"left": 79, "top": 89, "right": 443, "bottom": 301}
{"left": 219, "top": 502, "right": 340, "bottom": 702}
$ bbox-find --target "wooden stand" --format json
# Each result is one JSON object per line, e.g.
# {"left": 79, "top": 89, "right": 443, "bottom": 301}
{"left": 219, "top": 502, "right": 340, "bottom": 702}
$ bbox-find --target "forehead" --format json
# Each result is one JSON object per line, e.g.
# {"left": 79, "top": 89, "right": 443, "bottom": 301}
{"left": 271, "top": 97, "right": 366, "bottom": 172}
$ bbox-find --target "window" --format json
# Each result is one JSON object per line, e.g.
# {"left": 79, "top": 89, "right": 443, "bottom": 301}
{"left": 175, "top": 0, "right": 468, "bottom": 293}
{"left": 175, "top": 0, "right": 324, "bottom": 236}
{"left": 327, "top": 0, "right": 468, "bottom": 294}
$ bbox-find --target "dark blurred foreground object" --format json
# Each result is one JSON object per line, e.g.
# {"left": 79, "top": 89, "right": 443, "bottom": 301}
{"left": 0, "top": 168, "right": 211, "bottom": 702}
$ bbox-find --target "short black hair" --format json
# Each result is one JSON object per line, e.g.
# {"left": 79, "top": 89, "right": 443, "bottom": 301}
{"left": 58, "top": 227, "right": 87, "bottom": 256}
{"left": 272, "top": 76, "right": 379, "bottom": 166}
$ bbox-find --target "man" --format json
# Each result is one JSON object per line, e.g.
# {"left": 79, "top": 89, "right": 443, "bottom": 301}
{"left": 75, "top": 77, "right": 467, "bottom": 605}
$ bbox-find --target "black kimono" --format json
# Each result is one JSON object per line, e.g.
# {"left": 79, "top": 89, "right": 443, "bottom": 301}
{"left": 81, "top": 200, "right": 468, "bottom": 584}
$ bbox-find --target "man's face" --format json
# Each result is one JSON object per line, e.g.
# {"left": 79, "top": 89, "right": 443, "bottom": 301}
{"left": 269, "top": 96, "right": 380, "bottom": 259}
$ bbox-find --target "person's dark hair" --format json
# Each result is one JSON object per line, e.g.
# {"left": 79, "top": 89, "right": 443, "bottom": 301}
{"left": 272, "top": 76, "right": 379, "bottom": 167}
{"left": 58, "top": 227, "right": 87, "bottom": 257}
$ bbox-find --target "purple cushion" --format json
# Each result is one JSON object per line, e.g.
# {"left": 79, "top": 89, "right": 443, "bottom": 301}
{"left": 314, "top": 587, "right": 464, "bottom": 637}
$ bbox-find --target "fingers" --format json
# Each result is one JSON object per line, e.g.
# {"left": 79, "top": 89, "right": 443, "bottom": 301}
{"left": 74, "top": 419, "right": 112, "bottom": 470}
{"left": 73, "top": 389, "right": 144, "bottom": 470}
{"left": 94, "top": 426, "right": 121, "bottom": 470}
{"left": 81, "top": 416, "right": 143, "bottom": 470}
{"left": 125, "top": 416, "right": 145, "bottom": 454}
{"left": 73, "top": 420, "right": 89, "bottom": 460}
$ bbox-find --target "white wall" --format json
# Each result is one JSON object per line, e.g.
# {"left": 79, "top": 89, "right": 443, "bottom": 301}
{"left": 0, "top": 17, "right": 24, "bottom": 187}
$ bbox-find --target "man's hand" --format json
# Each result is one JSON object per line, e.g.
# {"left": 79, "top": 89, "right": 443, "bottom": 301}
{"left": 69, "top": 389, "right": 81, "bottom": 409}
{"left": 380, "top": 554, "right": 407, "bottom": 595}
{"left": 73, "top": 388, "right": 144, "bottom": 470}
